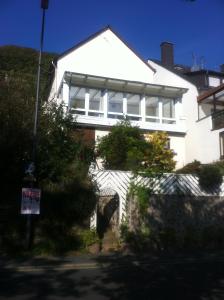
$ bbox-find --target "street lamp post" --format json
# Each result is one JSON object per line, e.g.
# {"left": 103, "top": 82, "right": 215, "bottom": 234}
{"left": 25, "top": 0, "right": 49, "bottom": 250}
{"left": 33, "top": 0, "right": 49, "bottom": 164}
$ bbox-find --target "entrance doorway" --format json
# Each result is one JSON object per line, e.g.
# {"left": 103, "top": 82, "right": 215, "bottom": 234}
{"left": 97, "top": 193, "right": 119, "bottom": 240}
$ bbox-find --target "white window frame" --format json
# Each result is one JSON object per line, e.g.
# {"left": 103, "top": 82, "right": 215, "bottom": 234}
{"left": 68, "top": 85, "right": 178, "bottom": 124}
{"left": 87, "top": 88, "right": 104, "bottom": 118}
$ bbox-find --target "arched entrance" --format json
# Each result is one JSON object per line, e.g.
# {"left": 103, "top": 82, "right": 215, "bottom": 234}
{"left": 96, "top": 188, "right": 119, "bottom": 240}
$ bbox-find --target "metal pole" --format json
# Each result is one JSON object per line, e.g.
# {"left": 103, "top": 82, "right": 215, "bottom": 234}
{"left": 33, "top": 7, "right": 46, "bottom": 166}
{"left": 26, "top": 1, "right": 48, "bottom": 250}
{"left": 25, "top": 214, "right": 32, "bottom": 250}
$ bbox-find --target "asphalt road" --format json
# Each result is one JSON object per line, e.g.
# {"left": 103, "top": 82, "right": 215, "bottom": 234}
{"left": 1, "top": 252, "right": 224, "bottom": 299}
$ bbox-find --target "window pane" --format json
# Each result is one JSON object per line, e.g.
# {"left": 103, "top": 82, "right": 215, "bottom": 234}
{"left": 70, "top": 87, "right": 85, "bottom": 109}
{"left": 162, "top": 119, "right": 176, "bottom": 124}
{"left": 108, "top": 91, "right": 123, "bottom": 113}
{"left": 89, "top": 88, "right": 104, "bottom": 111}
{"left": 162, "top": 98, "right": 175, "bottom": 118}
{"left": 146, "top": 117, "right": 159, "bottom": 123}
{"left": 127, "top": 93, "right": 141, "bottom": 115}
{"left": 145, "top": 96, "right": 159, "bottom": 117}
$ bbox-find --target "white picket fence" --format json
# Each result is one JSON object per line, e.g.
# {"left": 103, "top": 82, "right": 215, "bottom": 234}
{"left": 89, "top": 170, "right": 224, "bottom": 227}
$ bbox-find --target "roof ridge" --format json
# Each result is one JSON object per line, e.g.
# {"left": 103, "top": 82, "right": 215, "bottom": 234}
{"left": 56, "top": 26, "right": 156, "bottom": 73}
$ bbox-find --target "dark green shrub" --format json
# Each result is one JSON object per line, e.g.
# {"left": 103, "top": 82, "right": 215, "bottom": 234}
{"left": 79, "top": 229, "right": 99, "bottom": 249}
{"left": 97, "top": 120, "right": 175, "bottom": 173}
{"left": 213, "top": 160, "right": 224, "bottom": 176}
{"left": 176, "top": 160, "right": 201, "bottom": 174}
{"left": 198, "top": 164, "right": 223, "bottom": 190}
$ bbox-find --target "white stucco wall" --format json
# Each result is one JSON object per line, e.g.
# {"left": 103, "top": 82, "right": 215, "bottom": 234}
{"left": 149, "top": 60, "right": 200, "bottom": 166}
{"left": 209, "top": 76, "right": 220, "bottom": 87}
{"left": 53, "top": 29, "right": 154, "bottom": 95}
{"left": 195, "top": 117, "right": 223, "bottom": 163}
{"left": 169, "top": 135, "right": 186, "bottom": 169}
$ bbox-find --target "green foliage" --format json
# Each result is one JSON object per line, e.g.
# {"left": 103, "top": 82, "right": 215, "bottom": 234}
{"left": 131, "top": 185, "right": 151, "bottom": 217}
{"left": 32, "top": 228, "right": 99, "bottom": 256}
{"left": 176, "top": 160, "right": 223, "bottom": 190}
{"left": 212, "top": 160, "right": 224, "bottom": 176}
{"left": 176, "top": 160, "right": 201, "bottom": 174}
{"left": 97, "top": 121, "right": 175, "bottom": 174}
{"left": 0, "top": 45, "right": 97, "bottom": 254}
{"left": 142, "top": 132, "right": 176, "bottom": 174}
{"left": 0, "top": 45, "right": 57, "bottom": 99}
{"left": 37, "top": 101, "right": 92, "bottom": 184}
{"left": 198, "top": 164, "right": 223, "bottom": 190}
{"left": 0, "top": 45, "right": 56, "bottom": 74}
{"left": 42, "top": 177, "right": 97, "bottom": 224}
{"left": 97, "top": 120, "right": 145, "bottom": 171}
{"left": 78, "top": 229, "right": 100, "bottom": 249}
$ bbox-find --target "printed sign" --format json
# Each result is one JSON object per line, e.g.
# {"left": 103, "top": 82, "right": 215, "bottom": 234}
{"left": 21, "top": 188, "right": 41, "bottom": 215}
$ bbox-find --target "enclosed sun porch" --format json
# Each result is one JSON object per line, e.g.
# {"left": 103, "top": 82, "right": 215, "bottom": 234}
{"left": 57, "top": 71, "right": 188, "bottom": 133}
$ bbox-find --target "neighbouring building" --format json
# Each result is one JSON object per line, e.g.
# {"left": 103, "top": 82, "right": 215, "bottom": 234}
{"left": 158, "top": 41, "right": 224, "bottom": 93}
{"left": 49, "top": 26, "right": 224, "bottom": 169}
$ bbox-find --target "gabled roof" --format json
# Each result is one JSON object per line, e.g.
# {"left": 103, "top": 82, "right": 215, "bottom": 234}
{"left": 148, "top": 58, "right": 197, "bottom": 88}
{"left": 56, "top": 25, "right": 156, "bottom": 73}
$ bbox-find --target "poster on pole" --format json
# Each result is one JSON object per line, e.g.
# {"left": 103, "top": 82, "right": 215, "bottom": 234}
{"left": 21, "top": 188, "right": 41, "bottom": 215}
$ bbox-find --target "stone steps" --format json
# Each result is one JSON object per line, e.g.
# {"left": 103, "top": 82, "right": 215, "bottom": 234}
{"left": 101, "top": 229, "right": 119, "bottom": 252}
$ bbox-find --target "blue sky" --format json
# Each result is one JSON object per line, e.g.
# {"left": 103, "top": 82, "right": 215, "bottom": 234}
{"left": 0, "top": 0, "right": 223, "bottom": 71}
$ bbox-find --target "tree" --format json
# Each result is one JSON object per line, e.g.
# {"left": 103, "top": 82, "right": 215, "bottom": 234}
{"left": 142, "top": 131, "right": 176, "bottom": 174}
{"left": 0, "top": 48, "right": 97, "bottom": 253}
{"left": 97, "top": 120, "right": 175, "bottom": 174}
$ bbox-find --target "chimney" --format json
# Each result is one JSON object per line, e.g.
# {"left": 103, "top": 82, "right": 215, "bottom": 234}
{"left": 160, "top": 42, "right": 174, "bottom": 67}
{"left": 220, "top": 64, "right": 224, "bottom": 73}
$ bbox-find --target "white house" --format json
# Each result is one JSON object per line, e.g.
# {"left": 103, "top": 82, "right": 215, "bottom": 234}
{"left": 49, "top": 26, "right": 223, "bottom": 169}
{"left": 196, "top": 83, "right": 224, "bottom": 163}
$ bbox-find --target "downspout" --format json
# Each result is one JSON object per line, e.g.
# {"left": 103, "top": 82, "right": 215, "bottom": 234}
{"left": 51, "top": 60, "right": 57, "bottom": 99}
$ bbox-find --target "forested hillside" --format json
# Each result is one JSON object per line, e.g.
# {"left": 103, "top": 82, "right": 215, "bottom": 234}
{"left": 0, "top": 45, "right": 57, "bottom": 98}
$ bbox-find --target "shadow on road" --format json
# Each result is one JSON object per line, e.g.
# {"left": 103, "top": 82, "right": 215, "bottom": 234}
{"left": 94, "top": 253, "right": 224, "bottom": 300}
{"left": 1, "top": 253, "right": 224, "bottom": 299}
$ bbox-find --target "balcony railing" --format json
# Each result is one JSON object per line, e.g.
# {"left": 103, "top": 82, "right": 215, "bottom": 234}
{"left": 212, "top": 110, "right": 224, "bottom": 130}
